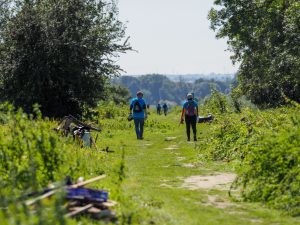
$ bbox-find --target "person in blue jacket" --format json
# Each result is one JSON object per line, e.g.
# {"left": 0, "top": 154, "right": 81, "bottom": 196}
{"left": 130, "top": 91, "right": 147, "bottom": 140}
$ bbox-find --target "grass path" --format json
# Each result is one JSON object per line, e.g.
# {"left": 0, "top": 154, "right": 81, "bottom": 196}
{"left": 98, "top": 112, "right": 300, "bottom": 225}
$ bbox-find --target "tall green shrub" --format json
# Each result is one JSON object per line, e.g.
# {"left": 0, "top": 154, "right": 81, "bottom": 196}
{"left": 0, "top": 0, "right": 130, "bottom": 117}
{"left": 0, "top": 105, "right": 65, "bottom": 195}
{"left": 235, "top": 112, "right": 300, "bottom": 216}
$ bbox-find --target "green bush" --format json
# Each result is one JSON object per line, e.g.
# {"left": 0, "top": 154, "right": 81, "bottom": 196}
{"left": 0, "top": 105, "right": 65, "bottom": 192}
{"left": 205, "top": 89, "right": 231, "bottom": 114}
{"left": 0, "top": 104, "right": 106, "bottom": 224}
{"left": 233, "top": 109, "right": 300, "bottom": 216}
{"left": 197, "top": 101, "right": 300, "bottom": 215}
{"left": 197, "top": 107, "right": 258, "bottom": 161}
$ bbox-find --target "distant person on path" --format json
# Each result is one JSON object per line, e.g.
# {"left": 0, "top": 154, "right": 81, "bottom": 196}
{"left": 163, "top": 103, "right": 168, "bottom": 116}
{"left": 130, "top": 91, "right": 147, "bottom": 140}
{"left": 180, "top": 93, "right": 198, "bottom": 141}
{"left": 157, "top": 103, "right": 161, "bottom": 115}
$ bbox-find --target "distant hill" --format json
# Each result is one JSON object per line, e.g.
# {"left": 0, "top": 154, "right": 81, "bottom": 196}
{"left": 113, "top": 74, "right": 234, "bottom": 105}
{"left": 125, "top": 73, "right": 235, "bottom": 83}
{"left": 166, "top": 73, "right": 235, "bottom": 83}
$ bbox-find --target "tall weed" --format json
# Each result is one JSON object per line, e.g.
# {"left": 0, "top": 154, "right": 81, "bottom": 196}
{"left": 197, "top": 100, "right": 300, "bottom": 215}
{"left": 233, "top": 108, "right": 300, "bottom": 216}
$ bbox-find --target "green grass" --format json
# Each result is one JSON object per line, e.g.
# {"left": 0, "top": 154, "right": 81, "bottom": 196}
{"left": 0, "top": 103, "right": 299, "bottom": 224}
{"left": 97, "top": 110, "right": 300, "bottom": 225}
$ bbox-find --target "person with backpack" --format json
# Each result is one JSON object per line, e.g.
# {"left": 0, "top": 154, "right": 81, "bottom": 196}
{"left": 163, "top": 103, "right": 168, "bottom": 116}
{"left": 180, "top": 93, "right": 198, "bottom": 141}
{"left": 130, "top": 91, "right": 147, "bottom": 140}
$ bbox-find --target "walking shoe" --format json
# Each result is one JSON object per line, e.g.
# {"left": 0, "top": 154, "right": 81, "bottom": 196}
{"left": 187, "top": 138, "right": 190, "bottom": 142}
{"left": 194, "top": 137, "right": 197, "bottom": 142}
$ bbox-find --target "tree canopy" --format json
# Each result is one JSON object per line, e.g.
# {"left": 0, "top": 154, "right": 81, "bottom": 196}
{"left": 0, "top": 0, "right": 130, "bottom": 117}
{"left": 209, "top": 0, "right": 300, "bottom": 106}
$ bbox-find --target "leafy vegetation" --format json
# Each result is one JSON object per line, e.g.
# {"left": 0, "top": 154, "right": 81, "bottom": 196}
{"left": 0, "top": 0, "right": 130, "bottom": 117}
{"left": 198, "top": 93, "right": 300, "bottom": 216}
{"left": 209, "top": 0, "right": 300, "bottom": 106}
{"left": 0, "top": 99, "right": 299, "bottom": 224}
{"left": 236, "top": 107, "right": 300, "bottom": 216}
{"left": 0, "top": 0, "right": 299, "bottom": 223}
{"left": 0, "top": 104, "right": 108, "bottom": 224}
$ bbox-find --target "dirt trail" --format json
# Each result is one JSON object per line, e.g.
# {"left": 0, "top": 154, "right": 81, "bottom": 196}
{"left": 117, "top": 130, "right": 300, "bottom": 225}
{"left": 182, "top": 173, "right": 236, "bottom": 190}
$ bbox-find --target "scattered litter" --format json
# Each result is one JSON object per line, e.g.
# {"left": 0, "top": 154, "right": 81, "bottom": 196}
{"left": 198, "top": 114, "right": 214, "bottom": 123}
{"left": 182, "top": 173, "right": 236, "bottom": 190}
{"left": 54, "top": 115, "right": 101, "bottom": 149}
{"left": 24, "top": 175, "right": 117, "bottom": 222}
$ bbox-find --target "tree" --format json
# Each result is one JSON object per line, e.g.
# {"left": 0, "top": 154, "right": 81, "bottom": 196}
{"left": 106, "top": 84, "right": 131, "bottom": 105}
{"left": 209, "top": 0, "right": 300, "bottom": 106}
{"left": 0, "top": 0, "right": 130, "bottom": 117}
{"left": 0, "top": 1, "right": 10, "bottom": 34}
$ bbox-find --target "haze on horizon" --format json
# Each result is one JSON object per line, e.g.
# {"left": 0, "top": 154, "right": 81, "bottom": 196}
{"left": 117, "top": 0, "right": 238, "bottom": 76}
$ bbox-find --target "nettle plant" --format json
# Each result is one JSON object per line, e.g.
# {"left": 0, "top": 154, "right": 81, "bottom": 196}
{"left": 234, "top": 107, "right": 300, "bottom": 216}
{"left": 0, "top": 105, "right": 66, "bottom": 195}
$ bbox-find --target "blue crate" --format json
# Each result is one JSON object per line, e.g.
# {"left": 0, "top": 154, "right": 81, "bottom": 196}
{"left": 66, "top": 188, "right": 108, "bottom": 202}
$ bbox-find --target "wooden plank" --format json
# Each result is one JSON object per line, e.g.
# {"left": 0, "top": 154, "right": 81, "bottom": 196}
{"left": 68, "top": 115, "right": 101, "bottom": 132}
{"left": 70, "top": 175, "right": 106, "bottom": 188}
{"left": 65, "top": 204, "right": 93, "bottom": 218}
{"left": 87, "top": 207, "right": 102, "bottom": 214}
{"left": 25, "top": 190, "right": 56, "bottom": 206}
{"left": 101, "top": 200, "right": 117, "bottom": 208}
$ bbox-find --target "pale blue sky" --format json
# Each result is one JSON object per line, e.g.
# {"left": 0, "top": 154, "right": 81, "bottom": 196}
{"left": 117, "top": 0, "right": 237, "bottom": 75}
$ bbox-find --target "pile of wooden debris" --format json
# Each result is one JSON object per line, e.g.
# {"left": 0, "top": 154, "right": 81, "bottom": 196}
{"left": 54, "top": 115, "right": 101, "bottom": 148}
{"left": 25, "top": 175, "right": 117, "bottom": 222}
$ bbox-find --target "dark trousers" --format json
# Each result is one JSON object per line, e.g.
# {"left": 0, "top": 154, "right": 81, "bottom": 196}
{"left": 134, "top": 118, "right": 144, "bottom": 139}
{"left": 185, "top": 115, "right": 197, "bottom": 139}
